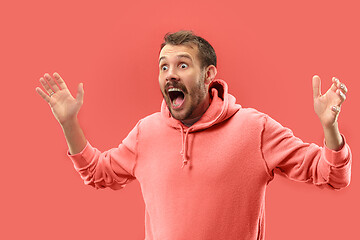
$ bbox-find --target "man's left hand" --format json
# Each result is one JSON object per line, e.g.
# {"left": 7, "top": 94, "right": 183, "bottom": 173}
{"left": 312, "top": 75, "right": 348, "bottom": 129}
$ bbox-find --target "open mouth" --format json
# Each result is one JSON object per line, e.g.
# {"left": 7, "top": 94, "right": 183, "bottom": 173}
{"left": 168, "top": 88, "right": 185, "bottom": 109}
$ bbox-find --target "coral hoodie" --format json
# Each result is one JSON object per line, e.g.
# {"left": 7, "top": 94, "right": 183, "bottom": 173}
{"left": 68, "top": 79, "right": 352, "bottom": 240}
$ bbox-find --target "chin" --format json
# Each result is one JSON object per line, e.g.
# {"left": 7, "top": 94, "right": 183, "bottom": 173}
{"left": 169, "top": 110, "right": 187, "bottom": 121}
{"left": 169, "top": 106, "right": 193, "bottom": 121}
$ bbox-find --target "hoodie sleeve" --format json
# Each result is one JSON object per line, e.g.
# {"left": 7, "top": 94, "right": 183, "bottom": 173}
{"left": 261, "top": 114, "right": 352, "bottom": 190}
{"left": 67, "top": 121, "right": 140, "bottom": 190}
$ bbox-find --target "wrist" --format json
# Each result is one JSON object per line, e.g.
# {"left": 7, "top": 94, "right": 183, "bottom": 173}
{"left": 322, "top": 120, "right": 338, "bottom": 132}
{"left": 322, "top": 122, "right": 344, "bottom": 151}
{"left": 60, "top": 117, "right": 79, "bottom": 129}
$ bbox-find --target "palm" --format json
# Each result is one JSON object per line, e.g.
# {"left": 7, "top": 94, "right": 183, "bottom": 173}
{"left": 36, "top": 73, "right": 84, "bottom": 125}
{"left": 314, "top": 89, "right": 339, "bottom": 127}
{"left": 48, "top": 89, "right": 80, "bottom": 123}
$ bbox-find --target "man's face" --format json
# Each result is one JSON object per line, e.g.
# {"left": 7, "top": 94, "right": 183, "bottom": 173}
{"left": 159, "top": 44, "right": 210, "bottom": 122}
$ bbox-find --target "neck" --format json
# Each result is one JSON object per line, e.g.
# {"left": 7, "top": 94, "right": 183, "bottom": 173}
{"left": 181, "top": 94, "right": 211, "bottom": 127}
{"left": 181, "top": 116, "right": 203, "bottom": 127}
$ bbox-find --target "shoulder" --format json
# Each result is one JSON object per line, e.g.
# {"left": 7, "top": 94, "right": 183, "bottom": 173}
{"left": 236, "top": 107, "right": 289, "bottom": 133}
{"left": 218, "top": 107, "right": 269, "bottom": 134}
{"left": 140, "top": 112, "right": 162, "bottom": 123}
{"left": 137, "top": 112, "right": 164, "bottom": 130}
{"left": 234, "top": 107, "right": 268, "bottom": 123}
{"left": 239, "top": 107, "right": 265, "bottom": 115}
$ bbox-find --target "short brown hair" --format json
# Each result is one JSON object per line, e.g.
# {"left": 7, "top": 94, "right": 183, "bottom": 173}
{"left": 160, "top": 30, "right": 217, "bottom": 69}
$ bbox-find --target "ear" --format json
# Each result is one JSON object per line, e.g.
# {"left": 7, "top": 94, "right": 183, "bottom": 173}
{"left": 204, "top": 65, "right": 218, "bottom": 84}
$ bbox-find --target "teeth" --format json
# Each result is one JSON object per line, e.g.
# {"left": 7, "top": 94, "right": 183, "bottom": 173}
{"left": 168, "top": 88, "right": 182, "bottom": 92}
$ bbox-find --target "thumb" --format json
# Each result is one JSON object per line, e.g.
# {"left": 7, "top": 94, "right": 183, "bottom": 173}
{"left": 312, "top": 75, "right": 321, "bottom": 99}
{"left": 76, "top": 83, "right": 84, "bottom": 103}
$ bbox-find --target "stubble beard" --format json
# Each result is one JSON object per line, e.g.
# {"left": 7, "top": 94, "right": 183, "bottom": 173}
{"left": 162, "top": 71, "right": 207, "bottom": 121}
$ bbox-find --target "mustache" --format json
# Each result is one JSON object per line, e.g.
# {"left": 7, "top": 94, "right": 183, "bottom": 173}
{"left": 165, "top": 81, "right": 188, "bottom": 94}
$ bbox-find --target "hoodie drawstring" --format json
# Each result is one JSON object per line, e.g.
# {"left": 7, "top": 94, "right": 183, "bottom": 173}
{"left": 179, "top": 125, "right": 190, "bottom": 168}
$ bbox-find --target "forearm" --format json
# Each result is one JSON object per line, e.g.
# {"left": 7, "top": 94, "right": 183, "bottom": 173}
{"left": 323, "top": 122, "right": 344, "bottom": 151}
{"left": 61, "top": 118, "right": 87, "bottom": 155}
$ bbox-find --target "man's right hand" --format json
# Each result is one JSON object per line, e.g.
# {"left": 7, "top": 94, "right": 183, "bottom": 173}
{"left": 36, "top": 72, "right": 84, "bottom": 125}
{"left": 36, "top": 72, "right": 87, "bottom": 155}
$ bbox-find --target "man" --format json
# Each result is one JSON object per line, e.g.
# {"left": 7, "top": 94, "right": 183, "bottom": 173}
{"left": 36, "top": 30, "right": 351, "bottom": 240}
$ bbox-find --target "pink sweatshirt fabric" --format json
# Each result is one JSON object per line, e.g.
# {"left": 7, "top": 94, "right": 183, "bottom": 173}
{"left": 68, "top": 79, "right": 352, "bottom": 240}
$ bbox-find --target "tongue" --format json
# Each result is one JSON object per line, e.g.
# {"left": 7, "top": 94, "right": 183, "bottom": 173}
{"left": 175, "top": 96, "right": 184, "bottom": 105}
{"left": 172, "top": 94, "right": 185, "bottom": 107}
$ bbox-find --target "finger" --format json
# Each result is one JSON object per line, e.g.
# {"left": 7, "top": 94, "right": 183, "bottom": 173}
{"left": 331, "top": 105, "right": 341, "bottom": 114}
{"left": 39, "top": 77, "right": 54, "bottom": 95}
{"left": 332, "top": 77, "right": 348, "bottom": 97}
{"left": 337, "top": 89, "right": 346, "bottom": 102}
{"left": 44, "top": 73, "right": 60, "bottom": 92}
{"left": 312, "top": 75, "right": 321, "bottom": 99}
{"left": 35, "top": 87, "right": 51, "bottom": 103}
{"left": 53, "top": 72, "right": 68, "bottom": 90}
{"left": 339, "top": 82, "right": 348, "bottom": 95}
{"left": 331, "top": 77, "right": 340, "bottom": 92}
{"left": 76, "top": 83, "right": 84, "bottom": 103}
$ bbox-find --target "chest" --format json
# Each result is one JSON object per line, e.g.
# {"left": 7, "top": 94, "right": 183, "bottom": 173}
{"left": 135, "top": 119, "right": 269, "bottom": 189}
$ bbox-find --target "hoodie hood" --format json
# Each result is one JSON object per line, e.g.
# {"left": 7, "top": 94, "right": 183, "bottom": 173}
{"left": 161, "top": 79, "right": 241, "bottom": 168}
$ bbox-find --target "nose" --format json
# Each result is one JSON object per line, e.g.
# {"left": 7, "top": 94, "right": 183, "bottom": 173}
{"left": 166, "top": 67, "right": 180, "bottom": 81}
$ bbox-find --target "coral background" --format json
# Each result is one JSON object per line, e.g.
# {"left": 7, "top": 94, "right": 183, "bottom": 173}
{"left": 1, "top": 0, "right": 358, "bottom": 239}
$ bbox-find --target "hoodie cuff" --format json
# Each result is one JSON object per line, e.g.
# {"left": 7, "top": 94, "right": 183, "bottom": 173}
{"left": 67, "top": 141, "right": 96, "bottom": 169}
{"left": 323, "top": 134, "right": 350, "bottom": 168}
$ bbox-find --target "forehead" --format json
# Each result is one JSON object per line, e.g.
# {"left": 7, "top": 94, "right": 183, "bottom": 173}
{"left": 159, "top": 44, "right": 199, "bottom": 63}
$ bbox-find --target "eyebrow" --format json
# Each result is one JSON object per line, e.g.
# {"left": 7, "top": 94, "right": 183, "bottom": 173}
{"left": 159, "top": 54, "right": 193, "bottom": 64}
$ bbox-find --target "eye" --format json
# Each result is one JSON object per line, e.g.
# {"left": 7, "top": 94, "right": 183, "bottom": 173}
{"left": 161, "top": 65, "right": 168, "bottom": 71}
{"left": 180, "top": 63, "right": 188, "bottom": 69}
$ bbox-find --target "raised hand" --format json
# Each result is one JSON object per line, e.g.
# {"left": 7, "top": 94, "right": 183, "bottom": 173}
{"left": 312, "top": 75, "right": 348, "bottom": 129}
{"left": 36, "top": 72, "right": 84, "bottom": 125}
